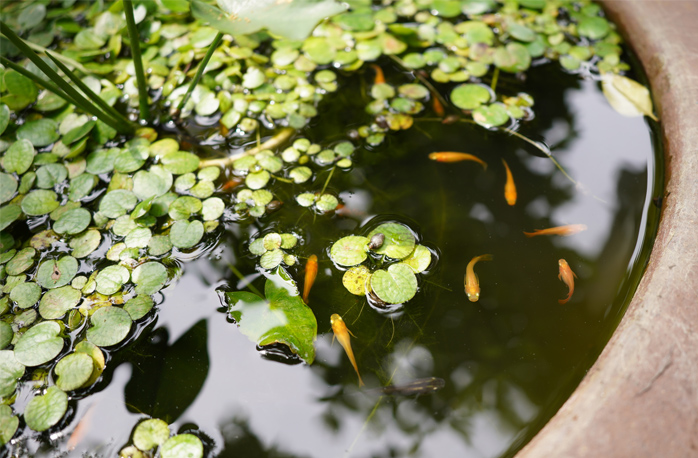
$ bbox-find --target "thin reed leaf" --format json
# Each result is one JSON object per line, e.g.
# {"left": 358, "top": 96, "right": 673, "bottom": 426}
{"left": 0, "top": 56, "right": 81, "bottom": 108}
{"left": 123, "top": 0, "right": 150, "bottom": 122}
{"left": 176, "top": 32, "right": 224, "bottom": 115}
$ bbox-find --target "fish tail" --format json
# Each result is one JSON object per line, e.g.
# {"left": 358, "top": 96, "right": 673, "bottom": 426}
{"left": 559, "top": 295, "right": 570, "bottom": 305}
{"left": 358, "top": 374, "right": 365, "bottom": 387}
{"left": 523, "top": 231, "right": 536, "bottom": 237}
{"left": 479, "top": 254, "right": 494, "bottom": 262}
{"left": 481, "top": 161, "right": 488, "bottom": 170}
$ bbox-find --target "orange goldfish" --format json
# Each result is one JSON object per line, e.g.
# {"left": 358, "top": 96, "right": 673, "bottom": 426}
{"left": 432, "top": 96, "right": 445, "bottom": 117}
{"left": 502, "top": 159, "right": 517, "bottom": 205}
{"left": 302, "top": 255, "right": 318, "bottom": 303}
{"left": 429, "top": 152, "right": 487, "bottom": 169}
{"left": 331, "top": 314, "right": 364, "bottom": 386}
{"left": 464, "top": 254, "right": 493, "bottom": 302}
{"left": 523, "top": 224, "right": 588, "bottom": 238}
{"left": 558, "top": 259, "right": 577, "bottom": 304}
{"left": 66, "top": 403, "right": 97, "bottom": 451}
{"left": 371, "top": 64, "right": 385, "bottom": 84}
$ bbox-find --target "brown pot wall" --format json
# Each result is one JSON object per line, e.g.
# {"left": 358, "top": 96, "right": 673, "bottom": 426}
{"left": 514, "top": 1, "right": 698, "bottom": 457}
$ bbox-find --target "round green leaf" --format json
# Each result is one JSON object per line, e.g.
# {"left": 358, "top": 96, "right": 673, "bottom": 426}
{"left": 95, "top": 265, "right": 130, "bottom": 295}
{"left": 21, "top": 189, "right": 60, "bottom": 216}
{"left": 0, "top": 173, "right": 17, "bottom": 204}
{"left": 124, "top": 295, "right": 154, "bottom": 321}
{"left": 36, "top": 256, "right": 78, "bottom": 289}
{"left": 296, "top": 192, "right": 316, "bottom": 207}
{"left": 578, "top": 16, "right": 610, "bottom": 40}
{"left": 99, "top": 190, "right": 137, "bottom": 218}
{"left": 330, "top": 236, "right": 368, "bottom": 267}
{"left": 202, "top": 197, "right": 224, "bottom": 221}
{"left": 148, "top": 235, "right": 173, "bottom": 256}
{"left": 134, "top": 419, "right": 171, "bottom": 451}
{"left": 2, "top": 139, "right": 34, "bottom": 174}
{"left": 14, "top": 321, "right": 64, "bottom": 367}
{"left": 190, "top": 180, "right": 215, "bottom": 198}
{"left": 248, "top": 238, "right": 266, "bottom": 256}
{"left": 161, "top": 434, "right": 204, "bottom": 458}
{"left": 289, "top": 166, "right": 312, "bottom": 183}
{"left": 280, "top": 233, "right": 297, "bottom": 249}
{"left": 133, "top": 169, "right": 169, "bottom": 200}
{"left": 39, "top": 285, "right": 81, "bottom": 320}
{"left": 451, "top": 84, "right": 491, "bottom": 110}
{"left": 170, "top": 220, "right": 204, "bottom": 249}
{"left": 54, "top": 353, "right": 93, "bottom": 391}
{"left": 16, "top": 119, "right": 59, "bottom": 147}
{"left": 0, "top": 351, "right": 25, "bottom": 397}
{"left": 54, "top": 207, "right": 91, "bottom": 235}
{"left": 5, "top": 247, "right": 36, "bottom": 275}
{"left": 368, "top": 223, "right": 416, "bottom": 260}
{"left": 125, "top": 227, "right": 152, "bottom": 248}
{"left": 245, "top": 170, "right": 270, "bottom": 190}
{"left": 493, "top": 43, "right": 531, "bottom": 73}
{"left": 73, "top": 340, "right": 105, "bottom": 386}
{"left": 316, "top": 194, "right": 338, "bottom": 212}
{"left": 69, "top": 229, "right": 101, "bottom": 258}
{"left": 161, "top": 151, "right": 200, "bottom": 175}
{"left": 68, "top": 173, "right": 98, "bottom": 201}
{"left": 0, "top": 404, "right": 19, "bottom": 445}
{"left": 0, "top": 323, "right": 11, "bottom": 350}
{"left": 86, "top": 148, "right": 117, "bottom": 174}
{"left": 149, "top": 138, "right": 179, "bottom": 157}
{"left": 10, "top": 281, "right": 41, "bottom": 309}
{"left": 36, "top": 163, "right": 68, "bottom": 189}
{"left": 263, "top": 233, "right": 282, "bottom": 251}
{"left": 114, "top": 148, "right": 146, "bottom": 173}
{"left": 87, "top": 306, "right": 132, "bottom": 347}
{"left": 132, "top": 262, "right": 168, "bottom": 295}
{"left": 370, "top": 263, "right": 418, "bottom": 304}
{"left": 169, "top": 196, "right": 202, "bottom": 220}
{"left": 24, "top": 386, "right": 68, "bottom": 432}
{"left": 400, "top": 245, "right": 432, "bottom": 273}
{"left": 473, "top": 103, "right": 510, "bottom": 128}
{"left": 342, "top": 265, "right": 372, "bottom": 296}
{"left": 260, "top": 248, "right": 283, "bottom": 269}
{"left": 0, "top": 204, "right": 21, "bottom": 231}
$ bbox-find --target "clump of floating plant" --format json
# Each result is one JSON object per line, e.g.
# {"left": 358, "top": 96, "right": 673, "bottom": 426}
{"left": 330, "top": 222, "right": 433, "bottom": 307}
{"left": 119, "top": 417, "right": 205, "bottom": 458}
{"left": 249, "top": 232, "right": 300, "bottom": 270}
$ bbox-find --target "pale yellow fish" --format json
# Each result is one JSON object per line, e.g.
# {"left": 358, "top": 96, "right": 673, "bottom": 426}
{"left": 330, "top": 314, "right": 364, "bottom": 386}
{"left": 523, "top": 224, "right": 587, "bottom": 237}
{"left": 464, "top": 254, "right": 493, "bottom": 302}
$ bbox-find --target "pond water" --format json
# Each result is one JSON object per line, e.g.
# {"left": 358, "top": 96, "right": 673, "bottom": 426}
{"left": 14, "top": 60, "right": 660, "bottom": 457}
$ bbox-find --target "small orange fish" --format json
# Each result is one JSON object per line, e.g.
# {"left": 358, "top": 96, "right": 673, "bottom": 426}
{"left": 302, "top": 255, "right": 318, "bottom": 303}
{"left": 502, "top": 159, "right": 517, "bottom": 206}
{"left": 523, "top": 224, "right": 588, "bottom": 238}
{"left": 558, "top": 259, "right": 577, "bottom": 304}
{"left": 66, "top": 403, "right": 97, "bottom": 451}
{"left": 429, "top": 152, "right": 487, "bottom": 169}
{"left": 331, "top": 314, "right": 364, "bottom": 386}
{"left": 464, "top": 254, "right": 493, "bottom": 302}
{"left": 432, "top": 96, "right": 445, "bottom": 117}
{"left": 371, "top": 64, "right": 385, "bottom": 84}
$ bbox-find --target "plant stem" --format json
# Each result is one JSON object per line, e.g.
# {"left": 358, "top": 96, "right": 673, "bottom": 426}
{"left": 320, "top": 166, "right": 336, "bottom": 195}
{"left": 0, "top": 57, "right": 81, "bottom": 107}
{"left": 491, "top": 67, "right": 500, "bottom": 92}
{"left": 45, "top": 51, "right": 132, "bottom": 128}
{"left": 123, "top": 0, "right": 150, "bottom": 123}
{"left": 198, "top": 127, "right": 295, "bottom": 168}
{"left": 388, "top": 54, "right": 449, "bottom": 110}
{"left": 176, "top": 32, "right": 224, "bottom": 115}
{"left": 0, "top": 21, "right": 134, "bottom": 134}
{"left": 24, "top": 40, "right": 92, "bottom": 75}
{"left": 227, "top": 263, "right": 263, "bottom": 296}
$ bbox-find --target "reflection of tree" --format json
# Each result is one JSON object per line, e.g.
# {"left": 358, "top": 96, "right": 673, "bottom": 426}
{"left": 217, "top": 415, "right": 308, "bottom": 458}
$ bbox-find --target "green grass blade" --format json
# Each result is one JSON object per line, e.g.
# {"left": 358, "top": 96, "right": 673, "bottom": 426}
{"left": 123, "top": 0, "right": 150, "bottom": 122}
{"left": 45, "top": 51, "right": 132, "bottom": 127}
{"left": 0, "top": 21, "right": 134, "bottom": 134}
{"left": 176, "top": 31, "right": 224, "bottom": 115}
{"left": 0, "top": 56, "right": 82, "bottom": 108}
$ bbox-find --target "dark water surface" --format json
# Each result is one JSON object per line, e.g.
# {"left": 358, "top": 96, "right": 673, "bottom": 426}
{"left": 27, "top": 64, "right": 659, "bottom": 458}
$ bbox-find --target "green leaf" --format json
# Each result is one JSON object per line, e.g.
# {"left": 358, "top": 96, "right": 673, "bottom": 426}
{"left": 473, "top": 102, "right": 510, "bottom": 128}
{"left": 170, "top": 220, "right": 204, "bottom": 249}
{"left": 0, "top": 323, "right": 11, "bottom": 350}
{"left": 36, "top": 163, "right": 68, "bottom": 188}
{"left": 14, "top": 321, "right": 64, "bottom": 367}
{"left": 124, "top": 295, "right": 154, "bottom": 321}
{"left": 0, "top": 404, "right": 19, "bottom": 446}
{"left": 69, "top": 229, "right": 101, "bottom": 258}
{"left": 0, "top": 204, "right": 21, "bottom": 231}
{"left": 4, "top": 69, "right": 38, "bottom": 101}
{"left": 260, "top": 248, "right": 283, "bottom": 269}
{"left": 54, "top": 353, "right": 94, "bottom": 391}
{"left": 161, "top": 151, "right": 200, "bottom": 175}
{"left": 21, "top": 189, "right": 60, "bottom": 215}
{"left": 161, "top": 434, "right": 204, "bottom": 458}
{"left": 16, "top": 119, "right": 59, "bottom": 147}
{"left": 192, "top": 0, "right": 346, "bottom": 41}
{"left": 493, "top": 43, "right": 531, "bottom": 73}
{"left": 202, "top": 197, "right": 224, "bottom": 221}
{"left": 578, "top": 16, "right": 610, "bottom": 40}
{"left": 125, "top": 227, "right": 152, "bottom": 248}
{"left": 39, "top": 285, "right": 81, "bottom": 319}
{"left": 134, "top": 419, "right": 171, "bottom": 451}
{"left": 54, "top": 207, "right": 91, "bottom": 235}
{"left": 368, "top": 223, "right": 416, "bottom": 260}
{"left": 0, "top": 351, "right": 25, "bottom": 398}
{"left": 148, "top": 235, "right": 173, "bottom": 256}
{"left": 36, "top": 256, "right": 78, "bottom": 289}
{"left": 370, "top": 263, "right": 418, "bottom": 304}
{"left": 95, "top": 265, "right": 130, "bottom": 295}
{"left": 2, "top": 139, "right": 34, "bottom": 174}
{"left": 62, "top": 120, "right": 96, "bottom": 145}
{"left": 132, "top": 262, "right": 168, "bottom": 295}
{"left": 99, "top": 189, "right": 138, "bottom": 218}
{"left": 9, "top": 281, "right": 41, "bottom": 309}
{"left": 451, "top": 83, "right": 491, "bottom": 110}
{"left": 74, "top": 340, "right": 105, "bottom": 387}
{"left": 87, "top": 306, "right": 133, "bottom": 347}
{"left": 133, "top": 168, "right": 171, "bottom": 200}
{"left": 602, "top": 74, "right": 657, "bottom": 121}
{"left": 0, "top": 104, "right": 9, "bottom": 136}
{"left": 342, "top": 265, "right": 371, "bottom": 296}
{"left": 0, "top": 173, "right": 17, "bottom": 204}
{"left": 5, "top": 247, "right": 36, "bottom": 275}
{"left": 24, "top": 386, "right": 68, "bottom": 432}
{"left": 245, "top": 170, "right": 270, "bottom": 190}
{"left": 400, "top": 245, "right": 432, "bottom": 273}
{"left": 226, "top": 268, "right": 317, "bottom": 363}
{"left": 169, "top": 196, "right": 202, "bottom": 220}
{"left": 330, "top": 236, "right": 368, "bottom": 266}
{"left": 68, "top": 173, "right": 97, "bottom": 201}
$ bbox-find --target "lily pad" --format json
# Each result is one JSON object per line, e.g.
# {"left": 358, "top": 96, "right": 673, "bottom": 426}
{"left": 493, "top": 43, "right": 531, "bottom": 73}
{"left": 134, "top": 419, "right": 171, "bottom": 451}
{"left": 14, "top": 321, "right": 64, "bottom": 367}
{"left": 202, "top": 197, "right": 224, "bottom": 221}
{"left": 260, "top": 249, "right": 283, "bottom": 270}
{"left": 0, "top": 204, "right": 21, "bottom": 231}
{"left": 87, "top": 306, "right": 133, "bottom": 347}
{"left": 99, "top": 190, "right": 138, "bottom": 218}
{"left": 95, "top": 265, "right": 130, "bottom": 295}
{"left": 0, "top": 351, "right": 25, "bottom": 397}
{"left": 0, "top": 323, "right": 11, "bottom": 350}
{"left": 169, "top": 196, "right": 202, "bottom": 220}
{"left": 161, "top": 151, "right": 200, "bottom": 175}
{"left": 69, "top": 229, "right": 101, "bottom": 258}
{"left": 132, "top": 262, "right": 168, "bottom": 295}
{"left": 370, "top": 263, "right": 418, "bottom": 304}
{"left": 38, "top": 285, "right": 81, "bottom": 319}
{"left": 24, "top": 386, "right": 68, "bottom": 432}
{"left": 451, "top": 83, "right": 491, "bottom": 110}
{"left": 16, "top": 119, "right": 59, "bottom": 147}
{"left": 0, "top": 405, "right": 19, "bottom": 445}
{"left": 36, "top": 256, "right": 78, "bottom": 289}
{"left": 124, "top": 295, "right": 154, "bottom": 321}
{"left": 148, "top": 235, "right": 173, "bottom": 256}
{"left": 170, "top": 220, "right": 204, "bottom": 249}
{"left": 160, "top": 434, "right": 204, "bottom": 458}
{"left": 330, "top": 236, "right": 369, "bottom": 266}
{"left": 226, "top": 268, "right": 317, "bottom": 363}
{"left": 368, "top": 223, "right": 416, "bottom": 260}
{"left": 54, "top": 207, "right": 91, "bottom": 235}
{"left": 21, "top": 189, "right": 60, "bottom": 216}
{"left": 68, "top": 173, "right": 98, "bottom": 201}
{"left": 10, "top": 281, "right": 41, "bottom": 309}
{"left": 473, "top": 103, "right": 510, "bottom": 128}
{"left": 578, "top": 16, "right": 610, "bottom": 40}
{"left": 5, "top": 247, "right": 36, "bottom": 275}
{"left": 342, "top": 265, "right": 372, "bottom": 296}
{"left": 54, "top": 353, "right": 94, "bottom": 391}
{"left": 74, "top": 340, "right": 105, "bottom": 386}
{"left": 400, "top": 245, "right": 432, "bottom": 273}
{"left": 0, "top": 173, "right": 17, "bottom": 204}
{"left": 2, "top": 139, "right": 34, "bottom": 175}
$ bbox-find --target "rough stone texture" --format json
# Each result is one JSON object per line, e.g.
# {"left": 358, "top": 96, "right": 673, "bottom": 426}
{"left": 515, "top": 1, "right": 698, "bottom": 457}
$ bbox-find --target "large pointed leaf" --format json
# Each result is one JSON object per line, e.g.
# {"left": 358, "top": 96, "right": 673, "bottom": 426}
{"left": 602, "top": 73, "right": 658, "bottom": 121}
{"left": 192, "top": 0, "right": 346, "bottom": 41}
{"left": 225, "top": 268, "right": 317, "bottom": 363}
